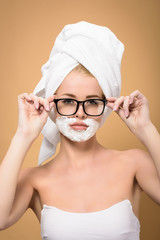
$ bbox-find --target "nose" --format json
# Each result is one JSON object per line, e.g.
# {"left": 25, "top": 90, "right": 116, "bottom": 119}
{"left": 75, "top": 103, "right": 87, "bottom": 119}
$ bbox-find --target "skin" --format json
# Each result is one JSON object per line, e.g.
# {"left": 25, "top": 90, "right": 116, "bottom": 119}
{"left": 0, "top": 70, "right": 160, "bottom": 230}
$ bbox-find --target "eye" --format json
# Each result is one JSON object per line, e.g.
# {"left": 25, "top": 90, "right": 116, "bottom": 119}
{"left": 87, "top": 99, "right": 99, "bottom": 105}
{"left": 62, "top": 99, "right": 75, "bottom": 104}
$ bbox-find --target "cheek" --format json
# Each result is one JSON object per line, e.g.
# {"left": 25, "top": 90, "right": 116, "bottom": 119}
{"left": 94, "top": 115, "right": 103, "bottom": 123}
{"left": 55, "top": 111, "right": 61, "bottom": 119}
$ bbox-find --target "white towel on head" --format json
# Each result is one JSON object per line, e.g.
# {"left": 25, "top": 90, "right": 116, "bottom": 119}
{"left": 33, "top": 21, "right": 124, "bottom": 166}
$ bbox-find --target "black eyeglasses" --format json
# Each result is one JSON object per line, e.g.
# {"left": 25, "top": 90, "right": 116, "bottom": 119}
{"left": 54, "top": 98, "right": 108, "bottom": 116}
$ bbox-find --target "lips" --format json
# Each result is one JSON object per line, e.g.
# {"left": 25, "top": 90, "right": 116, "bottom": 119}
{"left": 70, "top": 122, "right": 88, "bottom": 130}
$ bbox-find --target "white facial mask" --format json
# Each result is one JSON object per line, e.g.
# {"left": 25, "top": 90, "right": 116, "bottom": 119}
{"left": 56, "top": 116, "right": 100, "bottom": 142}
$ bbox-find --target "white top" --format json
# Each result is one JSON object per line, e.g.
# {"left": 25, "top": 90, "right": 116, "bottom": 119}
{"left": 41, "top": 199, "right": 140, "bottom": 240}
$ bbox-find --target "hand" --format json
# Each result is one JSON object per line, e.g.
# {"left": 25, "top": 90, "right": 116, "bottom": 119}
{"left": 107, "top": 90, "right": 151, "bottom": 136}
{"left": 16, "top": 93, "right": 55, "bottom": 140}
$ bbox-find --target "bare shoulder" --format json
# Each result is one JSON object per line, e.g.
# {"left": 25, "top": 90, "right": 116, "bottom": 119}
{"left": 119, "top": 148, "right": 160, "bottom": 204}
{"left": 19, "top": 166, "right": 35, "bottom": 178}
{"left": 102, "top": 147, "right": 148, "bottom": 162}
{"left": 120, "top": 148, "right": 152, "bottom": 170}
{"left": 19, "top": 163, "right": 48, "bottom": 181}
{"left": 121, "top": 148, "right": 153, "bottom": 174}
{"left": 112, "top": 148, "right": 150, "bottom": 165}
{"left": 18, "top": 166, "right": 41, "bottom": 186}
{"left": 17, "top": 167, "right": 35, "bottom": 189}
{"left": 18, "top": 159, "right": 60, "bottom": 190}
{"left": 101, "top": 147, "right": 151, "bottom": 175}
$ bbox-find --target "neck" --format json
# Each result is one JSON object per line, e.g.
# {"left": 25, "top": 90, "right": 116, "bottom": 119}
{"left": 57, "top": 135, "right": 101, "bottom": 169}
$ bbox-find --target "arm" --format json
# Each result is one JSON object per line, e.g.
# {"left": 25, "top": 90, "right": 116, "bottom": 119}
{"left": 133, "top": 122, "right": 160, "bottom": 204}
{"left": 0, "top": 132, "right": 34, "bottom": 230}
{"left": 136, "top": 122, "right": 160, "bottom": 179}
{"left": 0, "top": 93, "right": 55, "bottom": 230}
{"left": 107, "top": 90, "right": 160, "bottom": 204}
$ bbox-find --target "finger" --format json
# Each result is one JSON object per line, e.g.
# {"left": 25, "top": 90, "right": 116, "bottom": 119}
{"left": 29, "top": 93, "right": 37, "bottom": 100}
{"left": 123, "top": 96, "right": 130, "bottom": 118}
{"left": 106, "top": 101, "right": 115, "bottom": 110}
{"left": 113, "top": 96, "right": 125, "bottom": 111}
{"left": 47, "top": 95, "right": 56, "bottom": 109}
{"left": 106, "top": 97, "right": 117, "bottom": 110}
{"left": 130, "top": 90, "right": 144, "bottom": 101}
{"left": 38, "top": 97, "right": 56, "bottom": 112}
{"left": 39, "top": 105, "right": 44, "bottom": 112}
{"left": 49, "top": 102, "right": 55, "bottom": 111}
{"left": 29, "top": 93, "right": 40, "bottom": 109}
{"left": 47, "top": 94, "right": 56, "bottom": 102}
{"left": 29, "top": 94, "right": 55, "bottom": 111}
{"left": 106, "top": 97, "right": 117, "bottom": 102}
{"left": 38, "top": 97, "right": 50, "bottom": 111}
{"left": 29, "top": 94, "right": 48, "bottom": 111}
{"left": 18, "top": 93, "right": 32, "bottom": 102}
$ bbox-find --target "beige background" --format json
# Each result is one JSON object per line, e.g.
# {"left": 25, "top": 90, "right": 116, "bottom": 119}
{"left": 0, "top": 0, "right": 160, "bottom": 239}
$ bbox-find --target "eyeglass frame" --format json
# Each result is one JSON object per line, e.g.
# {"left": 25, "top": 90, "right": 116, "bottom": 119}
{"left": 53, "top": 98, "right": 108, "bottom": 116}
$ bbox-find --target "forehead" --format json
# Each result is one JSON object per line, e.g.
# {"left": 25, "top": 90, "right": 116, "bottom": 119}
{"left": 56, "top": 70, "right": 103, "bottom": 96}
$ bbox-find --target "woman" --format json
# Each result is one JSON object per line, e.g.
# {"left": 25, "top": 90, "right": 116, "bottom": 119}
{"left": 0, "top": 22, "right": 160, "bottom": 239}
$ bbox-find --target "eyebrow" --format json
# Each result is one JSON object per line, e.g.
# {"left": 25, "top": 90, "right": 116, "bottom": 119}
{"left": 61, "top": 93, "right": 101, "bottom": 98}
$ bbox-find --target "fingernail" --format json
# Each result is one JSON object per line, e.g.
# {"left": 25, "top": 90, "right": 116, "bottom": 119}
{"left": 125, "top": 111, "right": 128, "bottom": 117}
{"left": 113, "top": 105, "right": 117, "bottom": 111}
{"left": 36, "top": 103, "right": 39, "bottom": 109}
{"left": 129, "top": 97, "right": 133, "bottom": 104}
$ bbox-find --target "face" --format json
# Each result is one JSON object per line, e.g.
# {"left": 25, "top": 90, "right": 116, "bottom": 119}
{"left": 55, "top": 70, "right": 105, "bottom": 123}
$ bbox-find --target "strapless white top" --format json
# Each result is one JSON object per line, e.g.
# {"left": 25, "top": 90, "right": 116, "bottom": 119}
{"left": 41, "top": 199, "right": 140, "bottom": 240}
